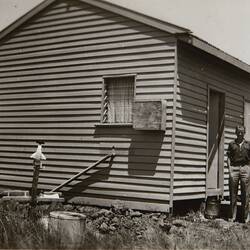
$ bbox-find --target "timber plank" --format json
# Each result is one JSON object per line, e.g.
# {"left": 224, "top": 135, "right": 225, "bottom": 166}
{"left": 31, "top": 7, "right": 108, "bottom": 23}
{"left": 19, "top": 16, "right": 129, "bottom": 36}
{"left": 68, "top": 196, "right": 170, "bottom": 212}
{"left": 0, "top": 29, "right": 174, "bottom": 52}
{"left": 0, "top": 51, "right": 175, "bottom": 71}
{"left": 0, "top": 65, "right": 174, "bottom": 83}
{"left": 6, "top": 20, "right": 144, "bottom": 43}
{"left": 25, "top": 12, "right": 118, "bottom": 29}
{"left": 0, "top": 38, "right": 174, "bottom": 63}
{"left": 0, "top": 60, "right": 174, "bottom": 79}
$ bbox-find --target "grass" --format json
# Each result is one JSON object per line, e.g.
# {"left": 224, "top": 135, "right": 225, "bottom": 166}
{"left": 0, "top": 200, "right": 250, "bottom": 249}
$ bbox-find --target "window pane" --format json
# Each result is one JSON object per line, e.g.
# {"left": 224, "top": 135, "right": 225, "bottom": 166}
{"left": 104, "top": 77, "right": 134, "bottom": 123}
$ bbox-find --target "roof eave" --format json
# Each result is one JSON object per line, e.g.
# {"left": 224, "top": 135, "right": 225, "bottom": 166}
{"left": 79, "top": 0, "right": 190, "bottom": 34}
{"left": 0, "top": 0, "right": 55, "bottom": 41}
{"left": 178, "top": 34, "right": 250, "bottom": 74}
{"left": 0, "top": 0, "right": 190, "bottom": 42}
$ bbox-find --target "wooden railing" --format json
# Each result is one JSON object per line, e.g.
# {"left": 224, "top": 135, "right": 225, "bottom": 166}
{"left": 50, "top": 147, "right": 115, "bottom": 193}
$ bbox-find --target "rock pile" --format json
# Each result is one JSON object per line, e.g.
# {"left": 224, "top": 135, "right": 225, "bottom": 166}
{"left": 63, "top": 204, "right": 190, "bottom": 237}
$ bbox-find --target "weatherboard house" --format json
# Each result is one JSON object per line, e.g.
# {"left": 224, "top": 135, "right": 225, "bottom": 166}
{"left": 0, "top": 0, "right": 250, "bottom": 213}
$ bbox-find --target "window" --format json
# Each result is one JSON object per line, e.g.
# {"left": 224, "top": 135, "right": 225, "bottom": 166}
{"left": 102, "top": 76, "right": 134, "bottom": 124}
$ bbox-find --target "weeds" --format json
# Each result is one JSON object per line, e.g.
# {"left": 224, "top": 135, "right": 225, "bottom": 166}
{"left": 0, "top": 201, "right": 249, "bottom": 249}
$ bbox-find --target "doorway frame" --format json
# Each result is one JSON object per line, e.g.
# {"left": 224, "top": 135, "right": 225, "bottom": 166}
{"left": 244, "top": 98, "right": 250, "bottom": 141}
{"left": 206, "top": 87, "right": 225, "bottom": 197}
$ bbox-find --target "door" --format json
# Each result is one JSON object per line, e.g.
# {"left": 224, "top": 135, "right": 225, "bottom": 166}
{"left": 207, "top": 90, "right": 225, "bottom": 196}
{"left": 244, "top": 101, "right": 250, "bottom": 141}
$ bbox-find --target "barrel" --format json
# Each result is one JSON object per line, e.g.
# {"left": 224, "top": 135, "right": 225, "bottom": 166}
{"left": 44, "top": 211, "right": 86, "bottom": 247}
{"left": 205, "top": 197, "right": 220, "bottom": 219}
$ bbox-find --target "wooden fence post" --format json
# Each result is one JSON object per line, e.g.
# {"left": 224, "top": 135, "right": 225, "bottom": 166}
{"left": 30, "top": 160, "right": 41, "bottom": 207}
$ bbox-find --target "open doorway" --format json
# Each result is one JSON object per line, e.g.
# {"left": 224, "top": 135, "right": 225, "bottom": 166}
{"left": 207, "top": 89, "right": 225, "bottom": 196}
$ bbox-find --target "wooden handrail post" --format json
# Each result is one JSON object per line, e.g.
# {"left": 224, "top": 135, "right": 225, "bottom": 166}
{"left": 112, "top": 145, "right": 115, "bottom": 157}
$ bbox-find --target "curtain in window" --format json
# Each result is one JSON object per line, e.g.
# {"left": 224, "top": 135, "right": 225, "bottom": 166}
{"left": 106, "top": 77, "right": 134, "bottom": 123}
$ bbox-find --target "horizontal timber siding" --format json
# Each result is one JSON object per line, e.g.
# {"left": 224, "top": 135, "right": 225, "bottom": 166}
{"left": 175, "top": 42, "right": 250, "bottom": 200}
{"left": 0, "top": 0, "right": 176, "bottom": 211}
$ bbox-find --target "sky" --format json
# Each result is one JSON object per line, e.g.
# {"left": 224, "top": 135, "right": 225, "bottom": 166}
{"left": 0, "top": 0, "right": 250, "bottom": 65}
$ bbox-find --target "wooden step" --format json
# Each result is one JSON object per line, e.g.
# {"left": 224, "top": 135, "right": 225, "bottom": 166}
{"left": 2, "top": 196, "right": 64, "bottom": 203}
{"left": 2, "top": 190, "right": 30, "bottom": 197}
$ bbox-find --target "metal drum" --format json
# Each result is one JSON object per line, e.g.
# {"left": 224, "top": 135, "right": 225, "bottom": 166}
{"left": 42, "top": 211, "right": 86, "bottom": 247}
{"left": 205, "top": 197, "right": 220, "bottom": 219}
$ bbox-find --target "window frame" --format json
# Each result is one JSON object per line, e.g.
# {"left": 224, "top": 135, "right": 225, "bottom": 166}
{"left": 100, "top": 74, "right": 137, "bottom": 126}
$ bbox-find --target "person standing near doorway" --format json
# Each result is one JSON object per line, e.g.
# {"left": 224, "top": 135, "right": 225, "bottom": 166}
{"left": 227, "top": 125, "right": 250, "bottom": 223}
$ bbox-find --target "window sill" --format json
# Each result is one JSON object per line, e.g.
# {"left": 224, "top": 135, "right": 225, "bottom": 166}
{"left": 95, "top": 123, "right": 133, "bottom": 127}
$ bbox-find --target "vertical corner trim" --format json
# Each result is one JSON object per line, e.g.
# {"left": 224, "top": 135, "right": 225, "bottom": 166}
{"left": 169, "top": 40, "right": 178, "bottom": 211}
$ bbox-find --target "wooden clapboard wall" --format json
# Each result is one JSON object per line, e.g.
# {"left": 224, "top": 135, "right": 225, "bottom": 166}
{"left": 0, "top": 0, "right": 177, "bottom": 211}
{"left": 175, "top": 42, "right": 249, "bottom": 201}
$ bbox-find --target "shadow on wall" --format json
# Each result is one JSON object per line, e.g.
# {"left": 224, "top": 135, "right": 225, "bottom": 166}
{"left": 62, "top": 126, "right": 164, "bottom": 200}
{"left": 127, "top": 131, "right": 165, "bottom": 176}
{"left": 94, "top": 126, "right": 165, "bottom": 176}
{"left": 64, "top": 157, "right": 114, "bottom": 201}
